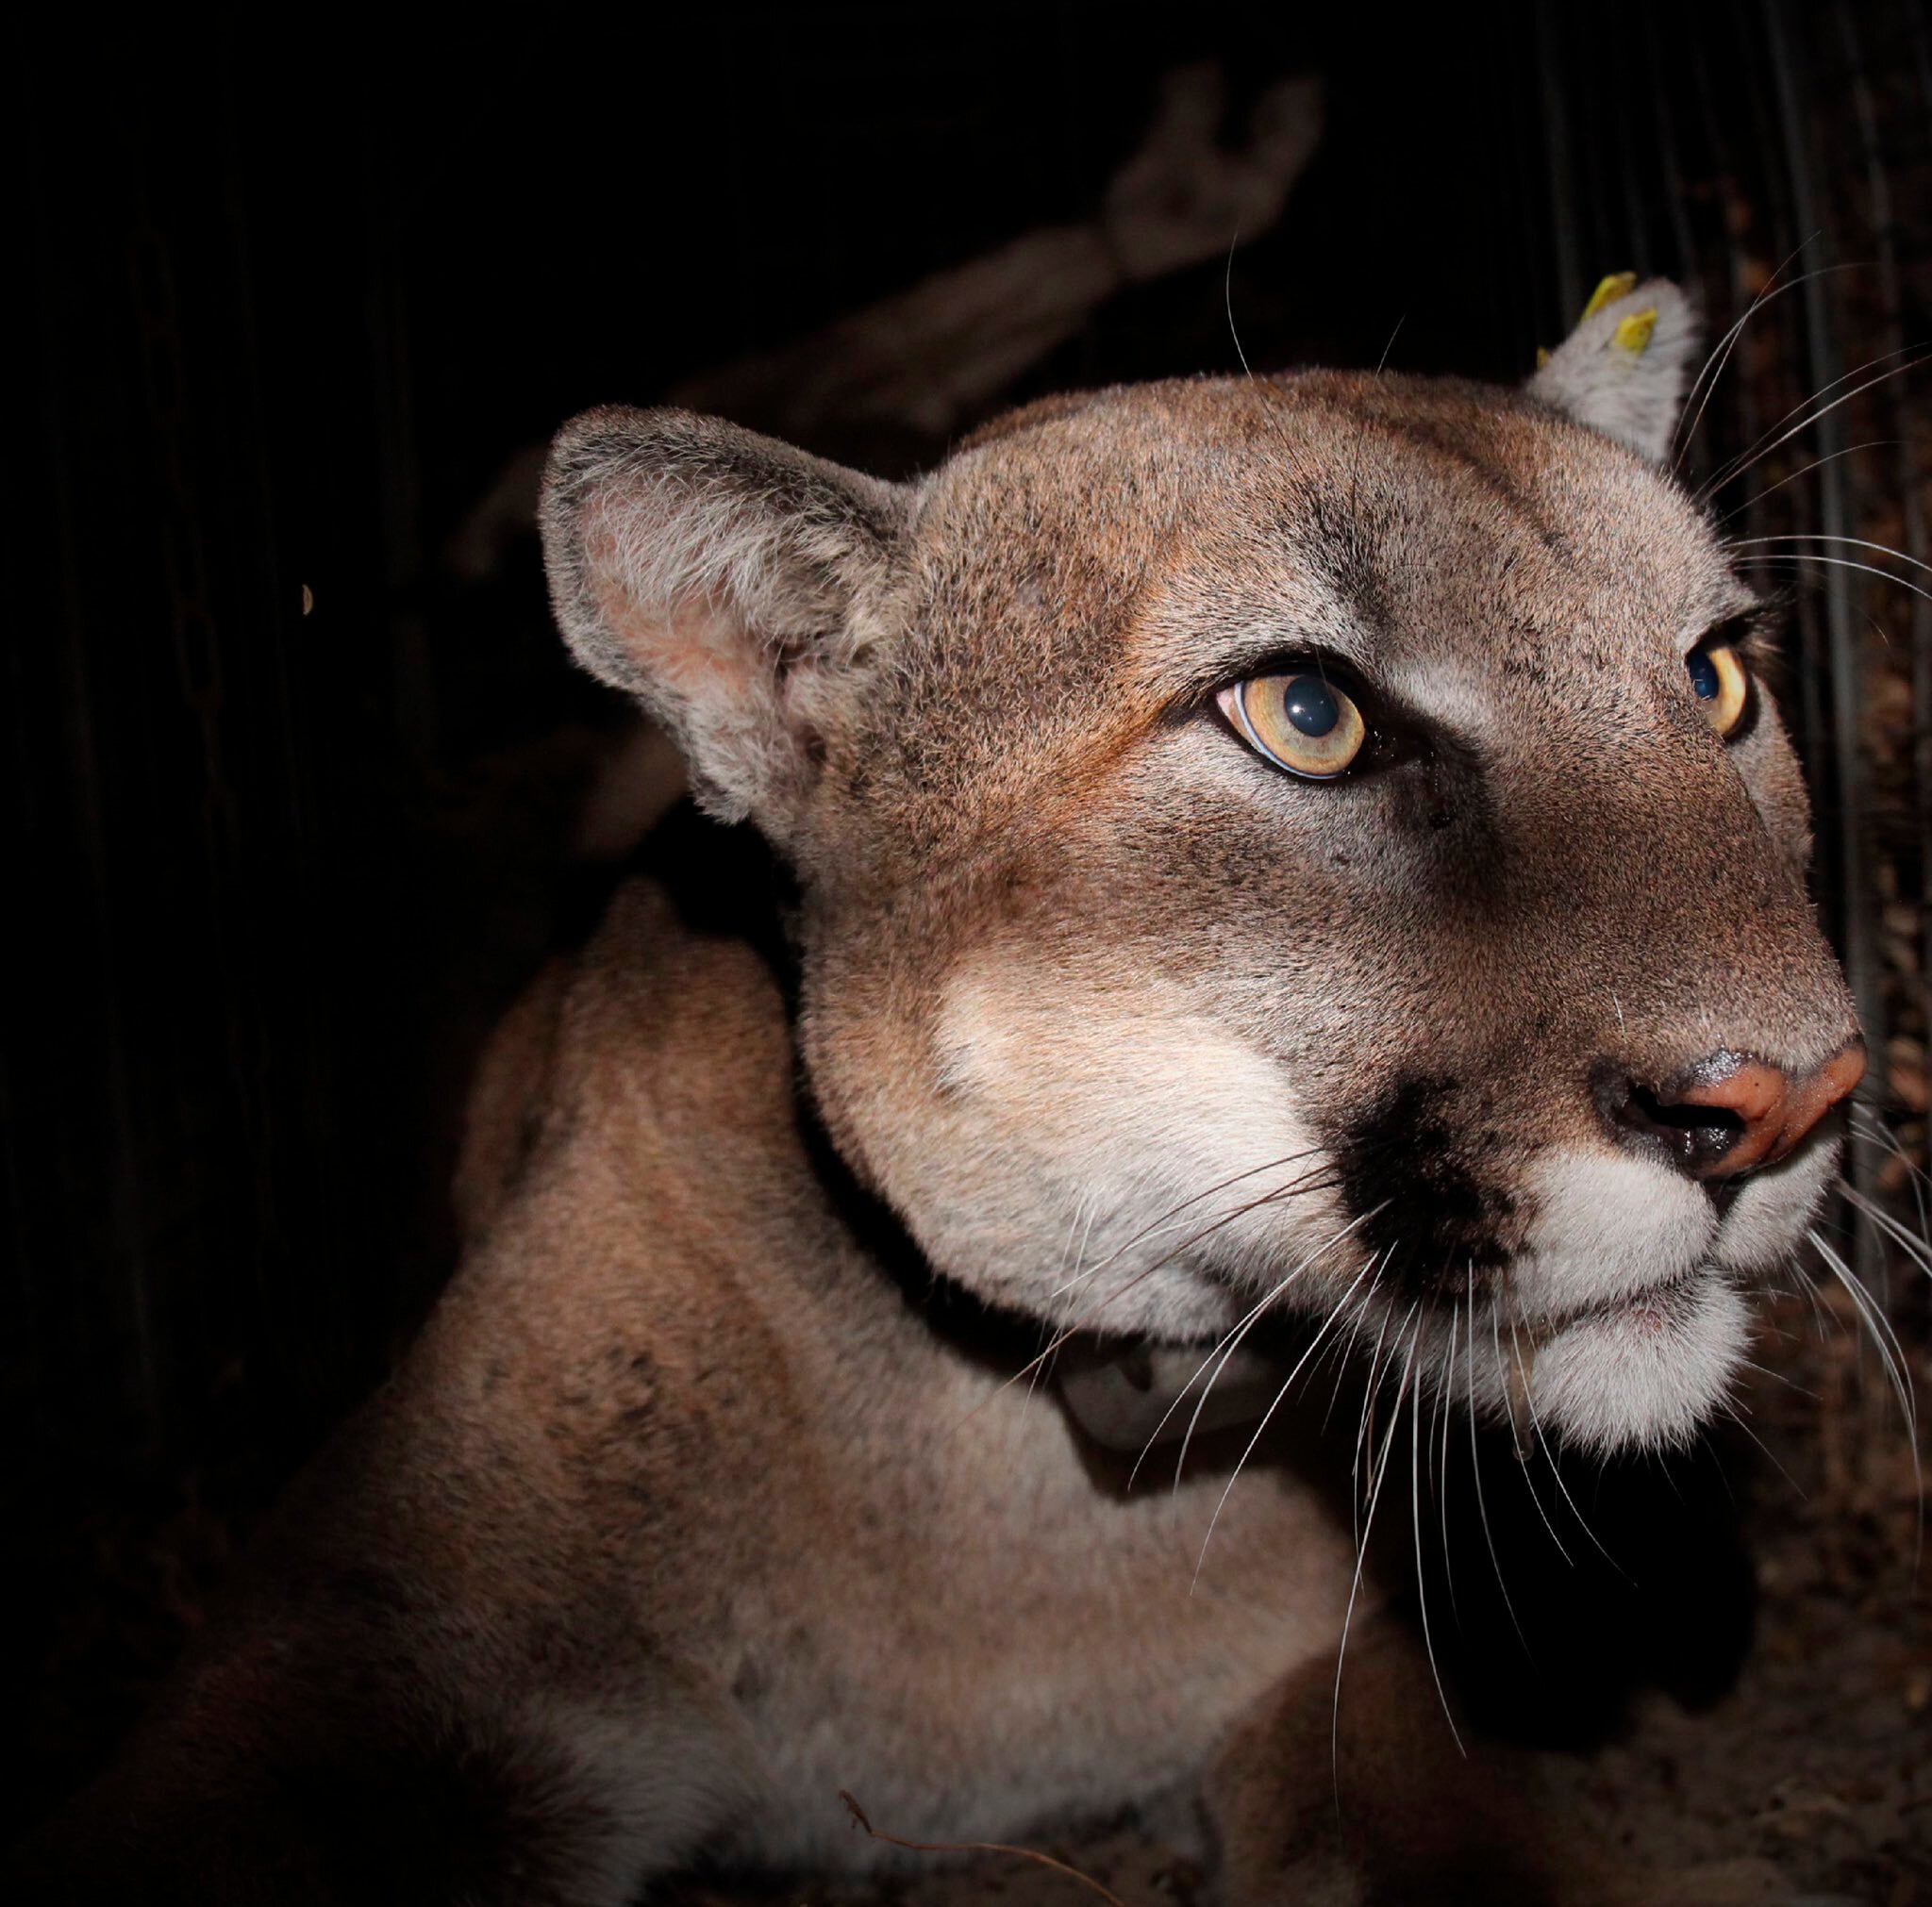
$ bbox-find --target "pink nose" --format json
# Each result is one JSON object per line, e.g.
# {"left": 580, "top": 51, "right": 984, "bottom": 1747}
{"left": 1666, "top": 1042, "right": 1867, "bottom": 1179}
{"left": 1597, "top": 1041, "right": 1866, "bottom": 1179}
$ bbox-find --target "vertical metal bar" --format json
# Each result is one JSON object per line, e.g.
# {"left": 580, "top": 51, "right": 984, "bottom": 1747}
{"left": 1730, "top": 0, "right": 1826, "bottom": 772}
{"left": 1766, "top": 0, "right": 1885, "bottom": 1279}
{"left": 1840, "top": 5, "right": 1929, "bottom": 1097}
{"left": 1641, "top": 6, "right": 1703, "bottom": 289}
{"left": 1907, "top": 6, "right": 1932, "bottom": 1080}
{"left": 25, "top": 107, "right": 160, "bottom": 1439}
{"left": 1534, "top": 1, "right": 1585, "bottom": 326}
{"left": 360, "top": 71, "right": 438, "bottom": 770}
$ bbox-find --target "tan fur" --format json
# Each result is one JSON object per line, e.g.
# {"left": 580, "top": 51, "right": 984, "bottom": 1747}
{"left": 16, "top": 278, "right": 1863, "bottom": 1904}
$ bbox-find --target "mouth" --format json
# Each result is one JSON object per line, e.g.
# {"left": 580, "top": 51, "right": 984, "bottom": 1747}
{"left": 1524, "top": 1263, "right": 1708, "bottom": 1350}
{"left": 1458, "top": 1136, "right": 1844, "bottom": 1457}
{"left": 1506, "top": 1263, "right": 1748, "bottom": 1456}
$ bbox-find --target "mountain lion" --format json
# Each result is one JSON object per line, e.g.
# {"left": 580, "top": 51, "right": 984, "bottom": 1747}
{"left": 18, "top": 276, "right": 1867, "bottom": 1904}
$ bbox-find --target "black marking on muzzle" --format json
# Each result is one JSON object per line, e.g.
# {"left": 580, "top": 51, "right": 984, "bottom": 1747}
{"left": 1333, "top": 1073, "right": 1515, "bottom": 1297}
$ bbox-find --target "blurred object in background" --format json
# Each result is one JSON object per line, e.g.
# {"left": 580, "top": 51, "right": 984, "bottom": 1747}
{"left": 448, "top": 63, "right": 1324, "bottom": 583}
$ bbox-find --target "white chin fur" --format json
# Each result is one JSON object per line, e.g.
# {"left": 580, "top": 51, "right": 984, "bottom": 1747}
{"left": 1527, "top": 1275, "right": 1748, "bottom": 1456}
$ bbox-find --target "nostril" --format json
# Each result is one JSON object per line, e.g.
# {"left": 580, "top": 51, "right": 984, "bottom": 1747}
{"left": 1628, "top": 1080, "right": 1749, "bottom": 1155}
{"left": 1597, "top": 1071, "right": 1750, "bottom": 1175}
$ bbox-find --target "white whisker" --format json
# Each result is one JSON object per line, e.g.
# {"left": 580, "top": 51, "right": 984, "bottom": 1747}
{"left": 1351, "top": 1294, "right": 1406, "bottom": 1540}
{"left": 1842, "top": 1184, "right": 1932, "bottom": 1282}
{"left": 1466, "top": 1263, "right": 1529, "bottom": 1660}
{"left": 1160, "top": 1203, "right": 1388, "bottom": 1490}
{"left": 1727, "top": 531, "right": 1932, "bottom": 579}
{"left": 1732, "top": 549, "right": 1932, "bottom": 607}
{"left": 1436, "top": 1304, "right": 1461, "bottom": 1631}
{"left": 992, "top": 1157, "right": 1341, "bottom": 1407}
{"left": 1672, "top": 253, "right": 1843, "bottom": 467}
{"left": 1807, "top": 1225, "right": 1923, "bottom": 1571}
{"left": 1698, "top": 349, "right": 1930, "bottom": 502}
{"left": 1047, "top": 1149, "right": 1324, "bottom": 1303}
{"left": 1224, "top": 231, "right": 1253, "bottom": 380}
{"left": 1191, "top": 1255, "right": 1384, "bottom": 1588}
{"left": 1715, "top": 1398, "right": 1807, "bottom": 1501}
{"left": 1503, "top": 1315, "right": 1579, "bottom": 1570}
{"left": 1410, "top": 1332, "right": 1467, "bottom": 1755}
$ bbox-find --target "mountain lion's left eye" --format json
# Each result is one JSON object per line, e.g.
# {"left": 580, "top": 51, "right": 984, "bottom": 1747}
{"left": 1218, "top": 672, "right": 1367, "bottom": 780}
{"left": 1686, "top": 642, "right": 1749, "bottom": 737}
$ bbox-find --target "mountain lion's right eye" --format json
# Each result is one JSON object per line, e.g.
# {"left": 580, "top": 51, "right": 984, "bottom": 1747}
{"left": 1218, "top": 672, "right": 1367, "bottom": 780}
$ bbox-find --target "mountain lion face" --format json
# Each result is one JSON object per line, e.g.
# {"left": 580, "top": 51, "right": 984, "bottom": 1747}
{"left": 542, "top": 278, "right": 1862, "bottom": 1460}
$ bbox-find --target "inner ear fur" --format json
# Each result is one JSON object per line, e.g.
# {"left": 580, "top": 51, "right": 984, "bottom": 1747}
{"left": 1527, "top": 276, "right": 1700, "bottom": 461}
{"left": 540, "top": 406, "right": 910, "bottom": 831}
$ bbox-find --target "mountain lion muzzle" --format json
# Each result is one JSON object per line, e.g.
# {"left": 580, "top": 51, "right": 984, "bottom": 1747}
{"left": 13, "top": 276, "right": 1868, "bottom": 1906}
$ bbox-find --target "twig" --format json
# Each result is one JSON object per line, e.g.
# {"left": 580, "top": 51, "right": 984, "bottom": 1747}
{"left": 838, "top": 1790, "right": 1129, "bottom": 1907}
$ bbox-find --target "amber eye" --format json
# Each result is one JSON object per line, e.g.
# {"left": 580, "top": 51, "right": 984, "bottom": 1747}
{"left": 1218, "top": 671, "right": 1368, "bottom": 780}
{"left": 1686, "top": 642, "right": 1749, "bottom": 737}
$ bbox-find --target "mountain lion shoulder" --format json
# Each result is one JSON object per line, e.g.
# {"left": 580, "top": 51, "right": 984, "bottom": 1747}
{"left": 17, "top": 276, "right": 1863, "bottom": 1906}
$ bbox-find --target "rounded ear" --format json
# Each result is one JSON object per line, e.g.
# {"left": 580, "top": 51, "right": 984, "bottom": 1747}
{"left": 539, "top": 406, "right": 911, "bottom": 833}
{"left": 1526, "top": 274, "right": 1701, "bottom": 461}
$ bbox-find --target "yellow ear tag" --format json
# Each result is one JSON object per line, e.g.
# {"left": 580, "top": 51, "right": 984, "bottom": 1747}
{"left": 1535, "top": 345, "right": 1552, "bottom": 370}
{"left": 1612, "top": 308, "right": 1658, "bottom": 354}
{"left": 1581, "top": 271, "right": 1639, "bottom": 320}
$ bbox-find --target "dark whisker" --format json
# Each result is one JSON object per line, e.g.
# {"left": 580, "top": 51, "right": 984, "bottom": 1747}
{"left": 1331, "top": 1324, "right": 1413, "bottom": 1799}
{"left": 1718, "top": 439, "right": 1899, "bottom": 524}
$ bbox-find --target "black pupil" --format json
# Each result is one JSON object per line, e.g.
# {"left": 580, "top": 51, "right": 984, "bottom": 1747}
{"left": 1687, "top": 650, "right": 1720, "bottom": 701}
{"left": 1285, "top": 675, "right": 1341, "bottom": 737}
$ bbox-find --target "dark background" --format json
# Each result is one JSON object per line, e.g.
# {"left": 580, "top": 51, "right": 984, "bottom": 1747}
{"left": 9, "top": 4, "right": 1931, "bottom": 1886}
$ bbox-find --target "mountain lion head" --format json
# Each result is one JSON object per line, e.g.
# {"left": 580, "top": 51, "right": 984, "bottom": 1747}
{"left": 541, "top": 277, "right": 1862, "bottom": 1459}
